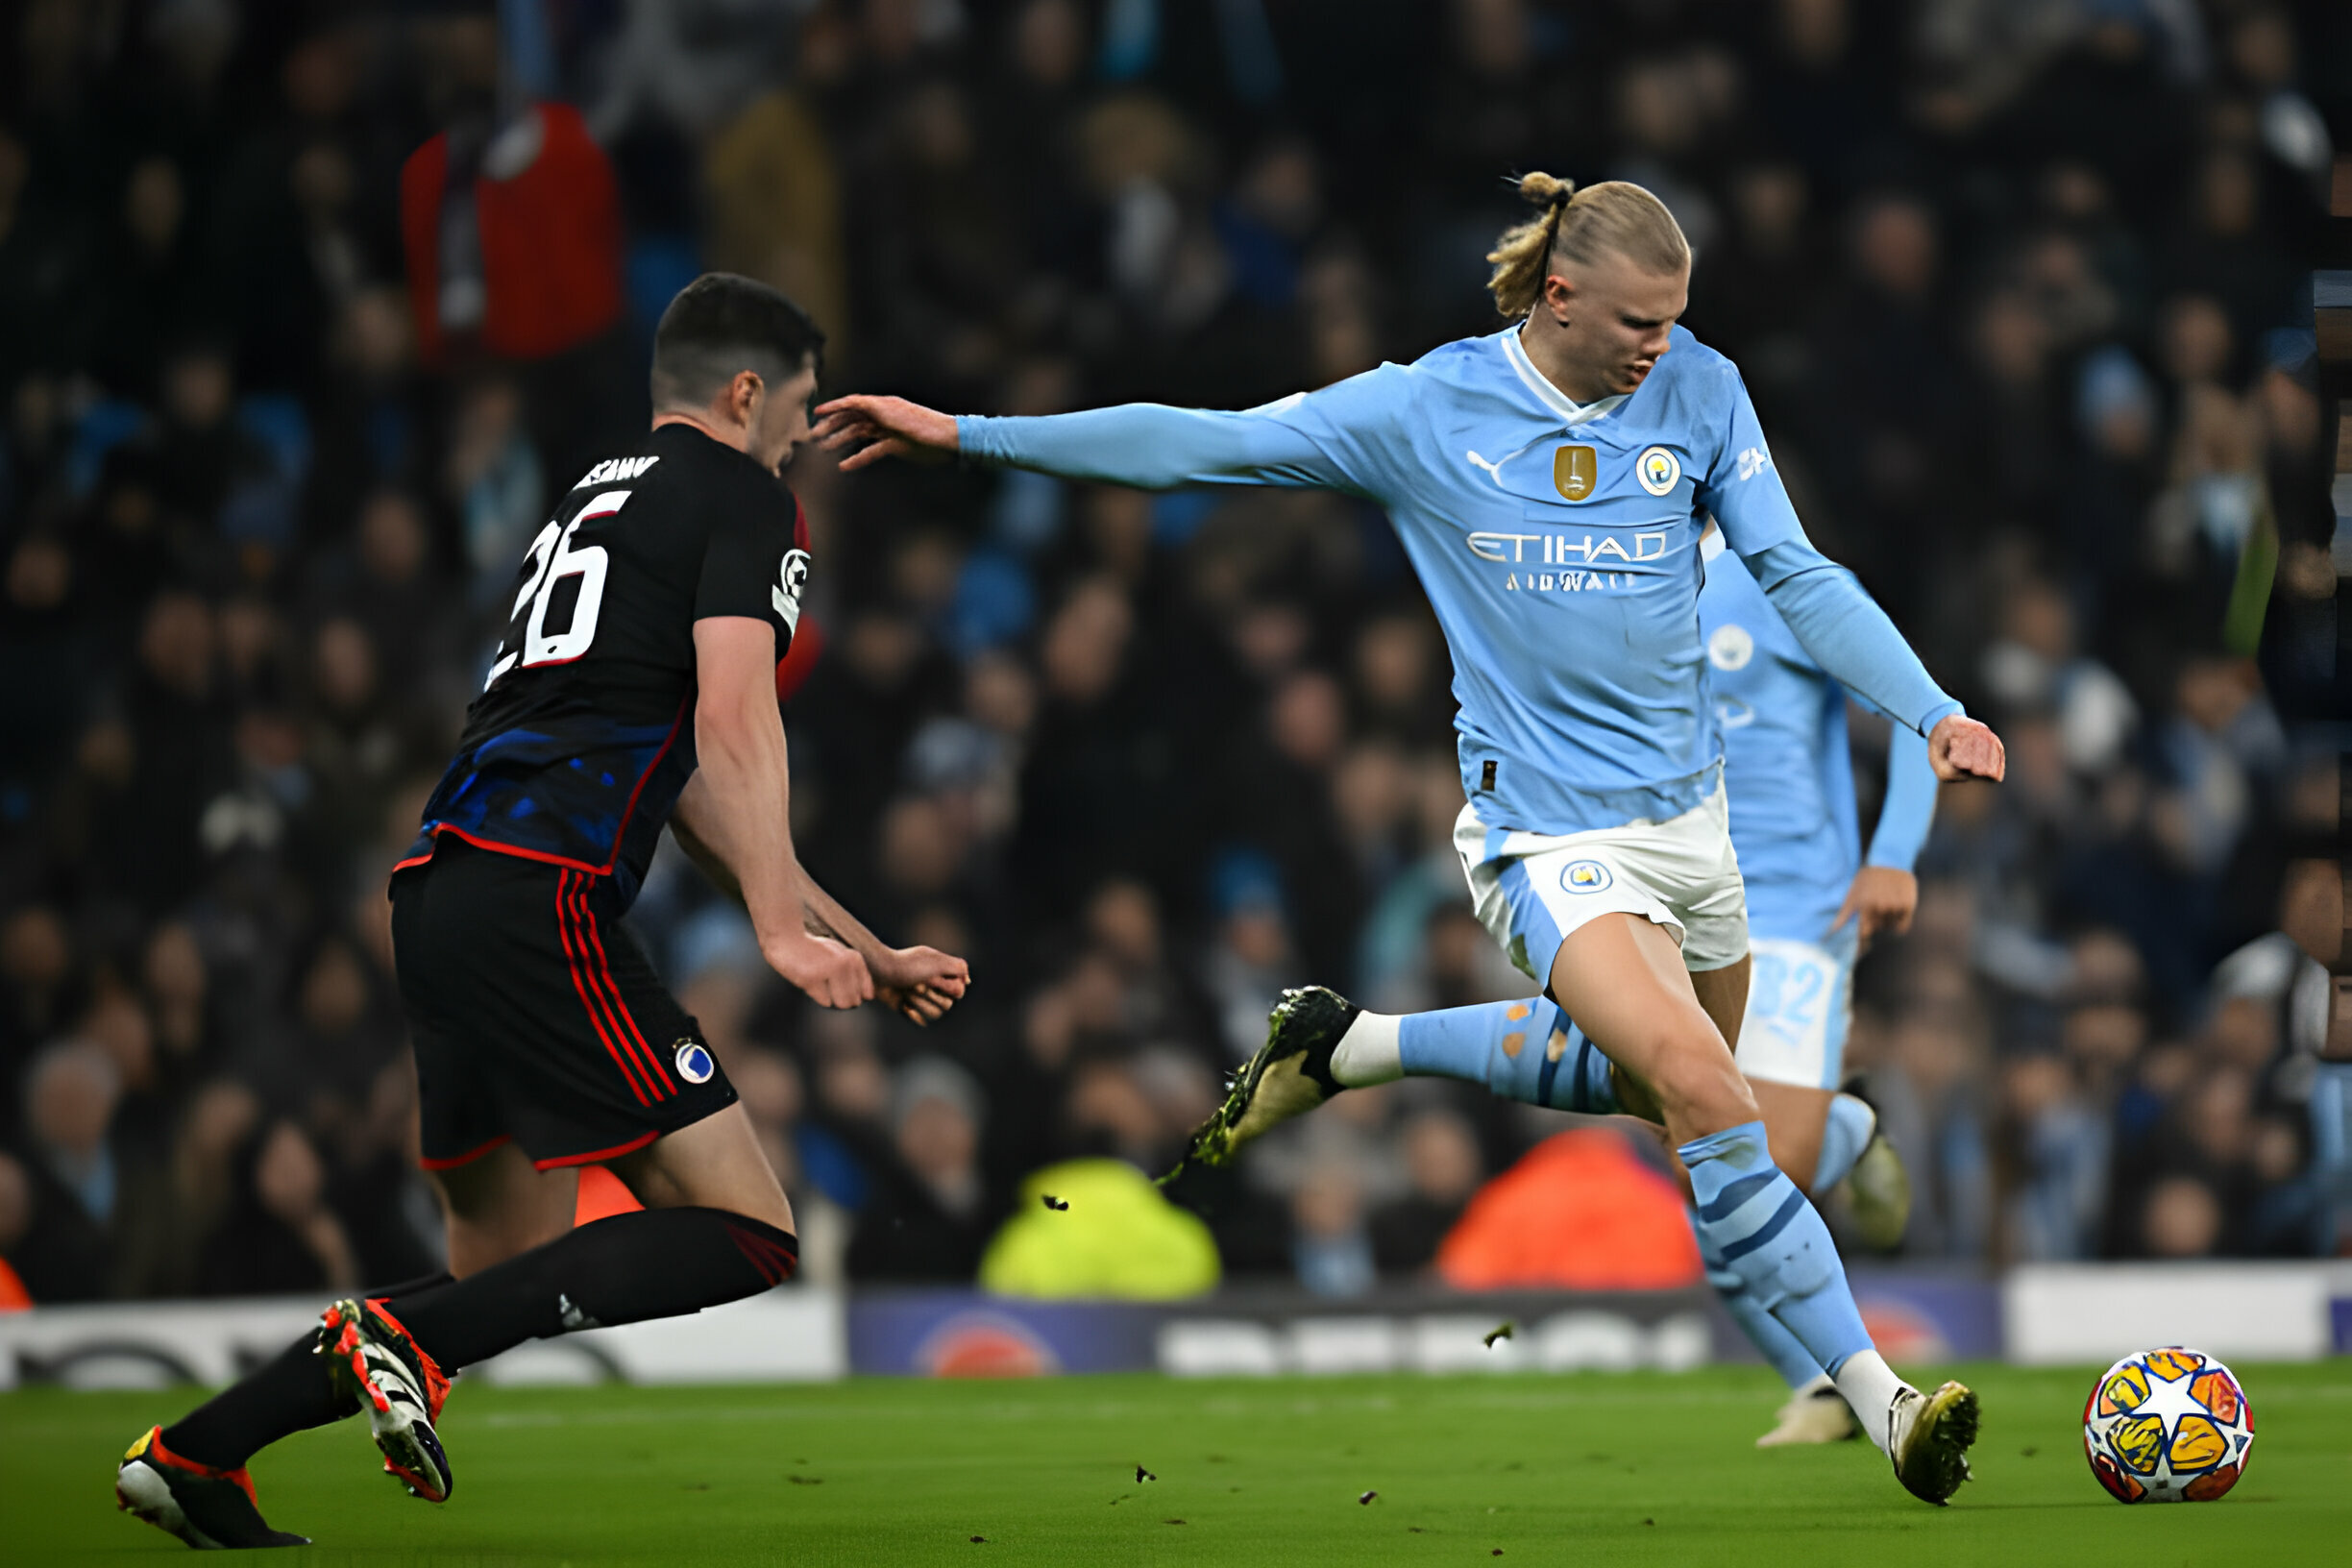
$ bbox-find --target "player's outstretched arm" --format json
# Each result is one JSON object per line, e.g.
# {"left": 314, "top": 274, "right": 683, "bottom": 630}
{"left": 684, "top": 616, "right": 872, "bottom": 1009}
{"left": 1737, "top": 539, "right": 2006, "bottom": 783}
{"left": 815, "top": 387, "right": 1366, "bottom": 493}
{"left": 1707, "top": 372, "right": 2002, "bottom": 782}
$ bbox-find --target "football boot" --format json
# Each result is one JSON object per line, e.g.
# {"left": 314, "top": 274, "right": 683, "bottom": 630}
{"left": 1754, "top": 1380, "right": 1862, "bottom": 1447}
{"left": 320, "top": 1296, "right": 454, "bottom": 1502}
{"left": 1887, "top": 1380, "right": 1979, "bottom": 1506}
{"left": 115, "top": 1426, "right": 308, "bottom": 1550}
{"left": 1164, "top": 986, "right": 1356, "bottom": 1182}
{"left": 1839, "top": 1078, "right": 1912, "bottom": 1252}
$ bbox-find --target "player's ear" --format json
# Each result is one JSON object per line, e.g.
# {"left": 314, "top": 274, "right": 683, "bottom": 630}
{"left": 1540, "top": 272, "right": 1576, "bottom": 320}
{"left": 733, "top": 369, "right": 765, "bottom": 426}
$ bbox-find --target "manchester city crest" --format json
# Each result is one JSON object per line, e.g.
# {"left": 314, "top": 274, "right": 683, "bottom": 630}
{"left": 1707, "top": 623, "right": 1754, "bottom": 671}
{"left": 1636, "top": 446, "right": 1681, "bottom": 496}
{"left": 1560, "top": 859, "right": 1614, "bottom": 894}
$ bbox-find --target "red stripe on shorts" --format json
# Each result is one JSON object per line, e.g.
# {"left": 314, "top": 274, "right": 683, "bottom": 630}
{"left": 576, "top": 879, "right": 675, "bottom": 1096}
{"left": 555, "top": 870, "right": 652, "bottom": 1106}
{"left": 570, "top": 875, "right": 674, "bottom": 1098}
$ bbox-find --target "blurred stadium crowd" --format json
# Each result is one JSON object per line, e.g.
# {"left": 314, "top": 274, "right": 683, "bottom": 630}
{"left": 0, "top": 0, "right": 2343, "bottom": 1306}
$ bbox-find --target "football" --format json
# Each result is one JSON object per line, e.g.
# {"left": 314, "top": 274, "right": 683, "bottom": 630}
{"left": 2082, "top": 1347, "right": 2255, "bottom": 1503}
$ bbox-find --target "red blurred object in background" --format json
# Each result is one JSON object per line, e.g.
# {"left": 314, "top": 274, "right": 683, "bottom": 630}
{"left": 1437, "top": 1128, "right": 1703, "bottom": 1291}
{"left": 401, "top": 103, "right": 624, "bottom": 368}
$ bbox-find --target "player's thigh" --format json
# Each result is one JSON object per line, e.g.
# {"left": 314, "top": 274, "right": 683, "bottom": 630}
{"left": 429, "top": 1139, "right": 579, "bottom": 1277}
{"left": 608, "top": 1101, "right": 795, "bottom": 1234}
{"left": 1747, "top": 1080, "right": 1833, "bottom": 1198}
{"left": 1546, "top": 912, "right": 1755, "bottom": 1145}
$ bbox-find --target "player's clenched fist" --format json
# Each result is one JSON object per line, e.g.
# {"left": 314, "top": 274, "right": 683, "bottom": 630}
{"left": 767, "top": 932, "right": 875, "bottom": 1009}
{"left": 872, "top": 944, "right": 971, "bottom": 1026}
{"left": 1927, "top": 714, "right": 2005, "bottom": 782}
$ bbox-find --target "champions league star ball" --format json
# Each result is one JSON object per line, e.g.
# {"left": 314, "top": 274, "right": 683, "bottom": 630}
{"left": 2082, "top": 1347, "right": 2254, "bottom": 1503}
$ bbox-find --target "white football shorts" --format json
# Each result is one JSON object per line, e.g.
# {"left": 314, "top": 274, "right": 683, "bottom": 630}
{"left": 1733, "top": 923, "right": 1858, "bottom": 1091}
{"left": 1454, "top": 775, "right": 1751, "bottom": 987}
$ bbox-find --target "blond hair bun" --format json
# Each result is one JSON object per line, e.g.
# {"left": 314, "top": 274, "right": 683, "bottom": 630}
{"left": 1485, "top": 174, "right": 1689, "bottom": 319}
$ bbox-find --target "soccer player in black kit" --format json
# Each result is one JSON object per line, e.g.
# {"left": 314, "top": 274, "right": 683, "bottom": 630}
{"left": 115, "top": 275, "right": 969, "bottom": 1549}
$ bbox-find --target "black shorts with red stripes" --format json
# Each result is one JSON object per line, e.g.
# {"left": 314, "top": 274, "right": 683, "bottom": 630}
{"left": 390, "top": 835, "right": 737, "bottom": 1172}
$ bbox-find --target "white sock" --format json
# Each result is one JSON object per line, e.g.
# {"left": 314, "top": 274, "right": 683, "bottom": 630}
{"left": 1832, "top": 1349, "right": 1908, "bottom": 1457}
{"left": 1329, "top": 1011, "right": 1403, "bottom": 1087}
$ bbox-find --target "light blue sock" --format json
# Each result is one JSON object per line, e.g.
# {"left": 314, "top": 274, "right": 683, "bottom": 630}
{"left": 1691, "top": 1207, "right": 1824, "bottom": 1390}
{"left": 1812, "top": 1092, "right": 1875, "bottom": 1192}
{"left": 1397, "top": 999, "right": 1617, "bottom": 1113}
{"left": 1681, "top": 1119, "right": 1872, "bottom": 1377}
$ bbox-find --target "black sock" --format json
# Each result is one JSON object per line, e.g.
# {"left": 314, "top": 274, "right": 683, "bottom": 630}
{"left": 162, "top": 1272, "right": 454, "bottom": 1470}
{"left": 382, "top": 1208, "right": 795, "bottom": 1372}
{"left": 157, "top": 1213, "right": 792, "bottom": 1472}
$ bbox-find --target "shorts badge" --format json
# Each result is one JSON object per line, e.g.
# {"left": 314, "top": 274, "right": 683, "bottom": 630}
{"left": 674, "top": 1041, "right": 716, "bottom": 1085}
{"left": 1561, "top": 860, "right": 1613, "bottom": 894}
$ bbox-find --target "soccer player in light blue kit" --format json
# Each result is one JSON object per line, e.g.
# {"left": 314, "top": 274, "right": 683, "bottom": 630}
{"left": 817, "top": 173, "right": 2005, "bottom": 1504}
{"left": 1223, "top": 520, "right": 1944, "bottom": 1448}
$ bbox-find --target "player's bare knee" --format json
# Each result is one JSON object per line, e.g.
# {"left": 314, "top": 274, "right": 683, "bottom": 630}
{"left": 1650, "top": 1048, "right": 1757, "bottom": 1138}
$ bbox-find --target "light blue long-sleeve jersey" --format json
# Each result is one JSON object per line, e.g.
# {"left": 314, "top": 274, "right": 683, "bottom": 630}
{"left": 959, "top": 324, "right": 1961, "bottom": 837}
{"left": 1699, "top": 533, "right": 1940, "bottom": 942}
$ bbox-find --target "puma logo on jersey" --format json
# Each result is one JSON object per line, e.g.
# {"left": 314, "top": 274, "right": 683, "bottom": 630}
{"left": 1735, "top": 445, "right": 1772, "bottom": 481}
{"left": 571, "top": 454, "right": 661, "bottom": 490}
{"left": 772, "top": 549, "right": 811, "bottom": 631}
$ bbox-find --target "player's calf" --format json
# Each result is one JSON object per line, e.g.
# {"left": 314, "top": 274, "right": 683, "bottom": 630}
{"left": 1680, "top": 1118, "right": 1974, "bottom": 1503}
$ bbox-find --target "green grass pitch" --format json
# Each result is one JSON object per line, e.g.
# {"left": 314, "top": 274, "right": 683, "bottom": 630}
{"left": 6, "top": 1362, "right": 2347, "bottom": 1564}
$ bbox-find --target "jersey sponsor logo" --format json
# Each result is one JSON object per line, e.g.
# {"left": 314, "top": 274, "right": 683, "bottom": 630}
{"left": 1706, "top": 623, "right": 1754, "bottom": 671}
{"left": 1505, "top": 571, "right": 1631, "bottom": 593}
{"left": 1560, "top": 859, "right": 1613, "bottom": 894}
{"left": 1735, "top": 445, "right": 1772, "bottom": 481}
{"left": 772, "top": 548, "right": 811, "bottom": 631}
{"left": 1636, "top": 446, "right": 1680, "bottom": 496}
{"left": 674, "top": 1040, "right": 716, "bottom": 1085}
{"left": 571, "top": 454, "right": 661, "bottom": 491}
{"left": 1467, "top": 530, "right": 1668, "bottom": 564}
{"left": 1553, "top": 446, "right": 1598, "bottom": 502}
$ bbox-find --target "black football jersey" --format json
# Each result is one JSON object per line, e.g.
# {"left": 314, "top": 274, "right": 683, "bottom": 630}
{"left": 399, "top": 423, "right": 811, "bottom": 907}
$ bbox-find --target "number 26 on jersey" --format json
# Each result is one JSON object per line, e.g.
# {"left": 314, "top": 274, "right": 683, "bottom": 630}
{"left": 485, "top": 491, "right": 627, "bottom": 688}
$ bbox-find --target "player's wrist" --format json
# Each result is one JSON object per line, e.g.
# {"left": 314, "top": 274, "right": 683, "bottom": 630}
{"left": 761, "top": 929, "right": 830, "bottom": 968}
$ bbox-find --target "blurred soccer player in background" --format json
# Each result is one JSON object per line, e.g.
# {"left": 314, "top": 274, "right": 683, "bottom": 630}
{"left": 818, "top": 175, "right": 2003, "bottom": 1504}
